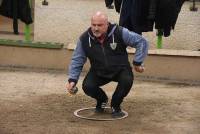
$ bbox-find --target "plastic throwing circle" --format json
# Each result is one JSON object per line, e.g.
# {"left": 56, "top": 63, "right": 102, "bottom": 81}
{"left": 74, "top": 107, "right": 128, "bottom": 121}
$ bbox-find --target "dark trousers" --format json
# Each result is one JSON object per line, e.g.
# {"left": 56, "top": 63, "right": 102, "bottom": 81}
{"left": 82, "top": 67, "right": 134, "bottom": 108}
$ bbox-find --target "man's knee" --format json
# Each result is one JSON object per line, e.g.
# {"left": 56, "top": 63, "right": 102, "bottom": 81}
{"left": 120, "top": 75, "right": 134, "bottom": 87}
{"left": 82, "top": 81, "right": 95, "bottom": 95}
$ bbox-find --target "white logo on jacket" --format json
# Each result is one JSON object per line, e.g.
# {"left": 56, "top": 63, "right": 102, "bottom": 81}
{"left": 110, "top": 43, "right": 117, "bottom": 50}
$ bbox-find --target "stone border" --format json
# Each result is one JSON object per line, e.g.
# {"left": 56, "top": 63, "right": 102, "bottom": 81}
{"left": 67, "top": 43, "right": 200, "bottom": 57}
{"left": 0, "top": 44, "right": 199, "bottom": 85}
{"left": 0, "top": 39, "right": 64, "bottom": 49}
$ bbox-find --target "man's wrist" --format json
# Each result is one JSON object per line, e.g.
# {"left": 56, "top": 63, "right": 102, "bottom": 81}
{"left": 68, "top": 78, "right": 77, "bottom": 85}
{"left": 133, "top": 61, "right": 143, "bottom": 66}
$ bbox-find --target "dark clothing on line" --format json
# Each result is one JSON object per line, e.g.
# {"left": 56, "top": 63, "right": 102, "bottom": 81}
{"left": 0, "top": 0, "right": 33, "bottom": 24}
{"left": 105, "top": 0, "right": 122, "bottom": 12}
{"left": 155, "top": 0, "right": 186, "bottom": 37}
{"left": 0, "top": 0, "right": 33, "bottom": 34}
{"left": 105, "top": 0, "right": 113, "bottom": 7}
{"left": 119, "top": 0, "right": 154, "bottom": 34}
{"left": 113, "top": 0, "right": 185, "bottom": 36}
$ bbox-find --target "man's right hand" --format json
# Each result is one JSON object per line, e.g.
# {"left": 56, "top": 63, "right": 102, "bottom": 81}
{"left": 65, "top": 82, "right": 75, "bottom": 94}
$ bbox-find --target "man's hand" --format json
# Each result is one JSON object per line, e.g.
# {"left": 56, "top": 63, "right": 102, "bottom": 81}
{"left": 65, "top": 82, "right": 76, "bottom": 94}
{"left": 134, "top": 65, "right": 145, "bottom": 73}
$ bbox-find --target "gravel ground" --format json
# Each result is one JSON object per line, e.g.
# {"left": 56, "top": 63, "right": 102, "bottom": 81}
{"left": 0, "top": 68, "right": 200, "bottom": 134}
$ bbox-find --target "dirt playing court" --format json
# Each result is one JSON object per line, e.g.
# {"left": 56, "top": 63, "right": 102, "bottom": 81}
{"left": 0, "top": 68, "right": 199, "bottom": 134}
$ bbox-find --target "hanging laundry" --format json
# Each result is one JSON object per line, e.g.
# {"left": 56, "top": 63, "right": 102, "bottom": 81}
{"left": 0, "top": 0, "right": 33, "bottom": 34}
{"left": 110, "top": 0, "right": 155, "bottom": 34}
{"left": 0, "top": 0, "right": 33, "bottom": 24}
{"left": 0, "top": 0, "right": 3, "bottom": 6}
{"left": 155, "top": 0, "right": 186, "bottom": 37}
{"left": 109, "top": 0, "right": 186, "bottom": 37}
{"left": 105, "top": 0, "right": 114, "bottom": 9}
{"left": 105, "top": 0, "right": 122, "bottom": 13}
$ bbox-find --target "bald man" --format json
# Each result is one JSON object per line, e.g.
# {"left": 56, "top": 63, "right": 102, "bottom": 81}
{"left": 66, "top": 11, "right": 148, "bottom": 117}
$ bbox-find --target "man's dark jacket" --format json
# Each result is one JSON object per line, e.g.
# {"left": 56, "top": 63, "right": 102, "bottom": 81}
{"left": 79, "top": 24, "right": 130, "bottom": 78}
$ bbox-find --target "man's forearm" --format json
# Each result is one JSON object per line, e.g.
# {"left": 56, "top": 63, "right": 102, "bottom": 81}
{"left": 122, "top": 28, "right": 149, "bottom": 65}
{"left": 68, "top": 40, "right": 87, "bottom": 83}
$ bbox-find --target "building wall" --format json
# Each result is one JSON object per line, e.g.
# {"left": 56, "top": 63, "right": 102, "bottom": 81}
{"left": 34, "top": 0, "right": 200, "bottom": 50}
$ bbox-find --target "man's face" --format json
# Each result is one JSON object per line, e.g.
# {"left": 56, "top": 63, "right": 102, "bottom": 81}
{"left": 91, "top": 17, "right": 108, "bottom": 38}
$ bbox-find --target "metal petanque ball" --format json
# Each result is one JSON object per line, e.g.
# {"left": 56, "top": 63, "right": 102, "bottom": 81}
{"left": 70, "top": 87, "right": 78, "bottom": 95}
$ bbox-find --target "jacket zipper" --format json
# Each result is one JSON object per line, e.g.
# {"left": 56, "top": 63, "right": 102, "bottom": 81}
{"left": 101, "top": 44, "right": 108, "bottom": 68}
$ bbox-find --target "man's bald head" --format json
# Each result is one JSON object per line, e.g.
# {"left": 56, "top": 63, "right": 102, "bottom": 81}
{"left": 91, "top": 11, "right": 108, "bottom": 23}
{"left": 91, "top": 11, "right": 109, "bottom": 38}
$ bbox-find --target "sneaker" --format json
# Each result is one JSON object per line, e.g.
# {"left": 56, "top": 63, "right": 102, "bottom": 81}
{"left": 111, "top": 107, "right": 125, "bottom": 118}
{"left": 95, "top": 99, "right": 108, "bottom": 113}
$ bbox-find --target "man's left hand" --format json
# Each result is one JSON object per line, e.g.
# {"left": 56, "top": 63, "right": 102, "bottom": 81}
{"left": 134, "top": 65, "right": 145, "bottom": 73}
